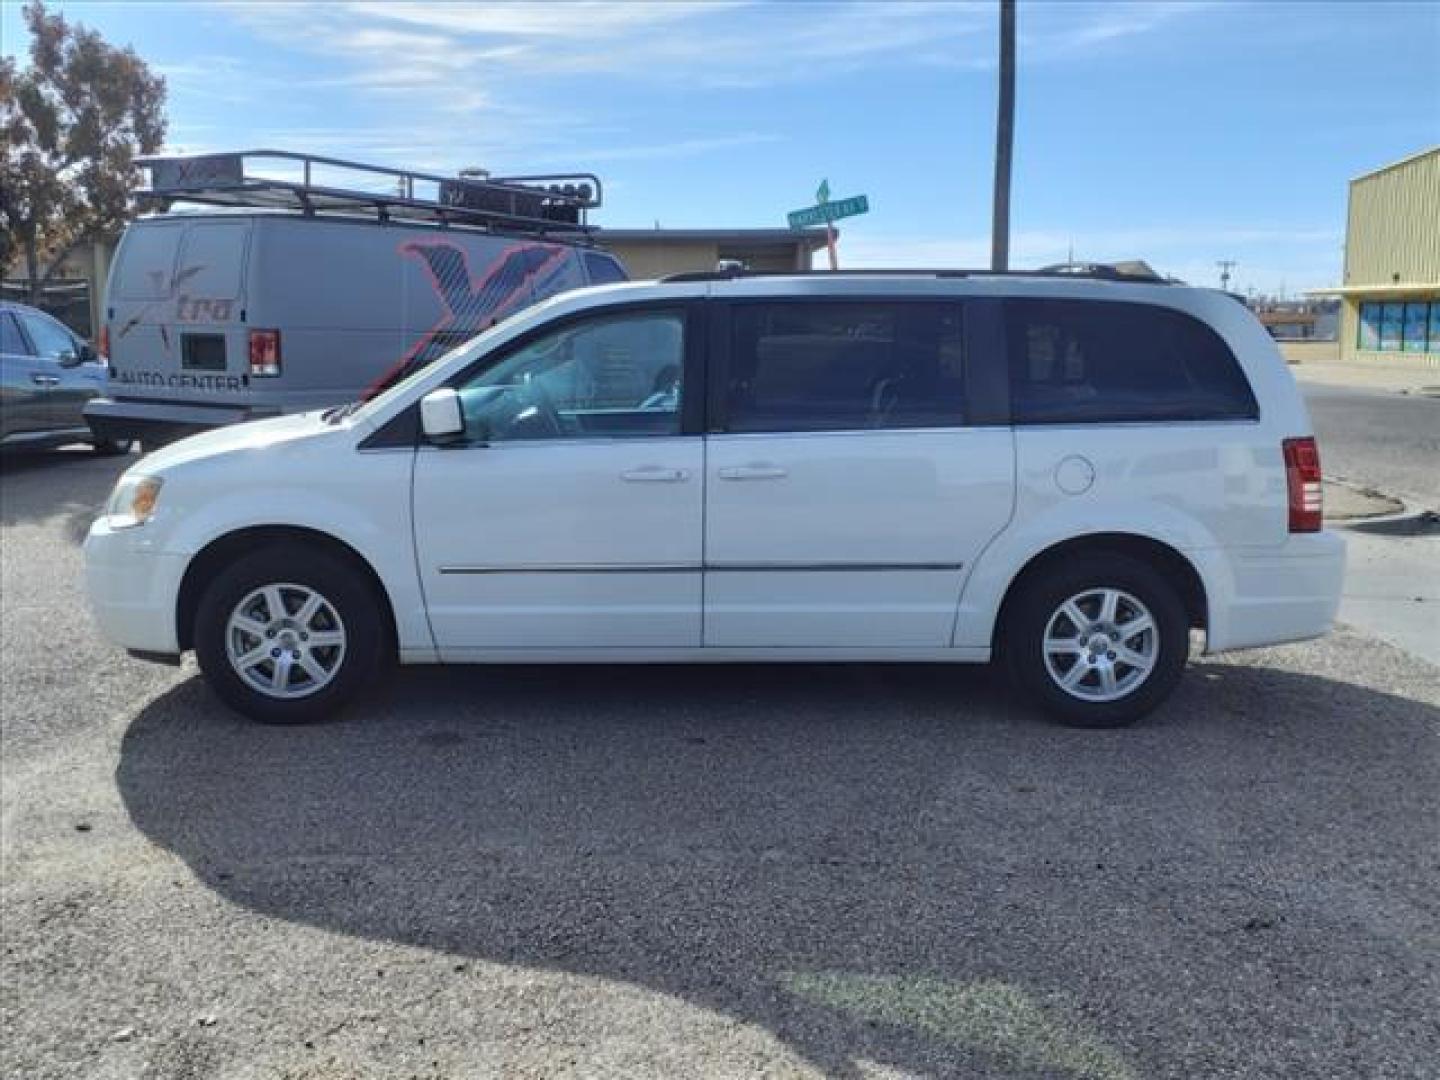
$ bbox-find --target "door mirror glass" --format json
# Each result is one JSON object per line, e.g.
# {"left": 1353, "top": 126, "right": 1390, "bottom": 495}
{"left": 420, "top": 388, "right": 465, "bottom": 442}
{"left": 77, "top": 341, "right": 98, "bottom": 363}
{"left": 56, "top": 348, "right": 82, "bottom": 369}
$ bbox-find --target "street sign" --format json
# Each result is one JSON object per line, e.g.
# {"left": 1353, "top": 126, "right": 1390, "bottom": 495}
{"left": 787, "top": 194, "right": 869, "bottom": 230}
{"left": 816, "top": 178, "right": 830, "bottom": 204}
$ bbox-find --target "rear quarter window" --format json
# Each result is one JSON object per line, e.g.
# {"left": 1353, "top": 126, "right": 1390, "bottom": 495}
{"left": 1006, "top": 298, "right": 1258, "bottom": 424}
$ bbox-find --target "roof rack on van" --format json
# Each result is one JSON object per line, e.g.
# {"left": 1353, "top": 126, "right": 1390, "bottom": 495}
{"left": 135, "top": 149, "right": 603, "bottom": 238}
{"left": 659, "top": 266, "right": 1175, "bottom": 284}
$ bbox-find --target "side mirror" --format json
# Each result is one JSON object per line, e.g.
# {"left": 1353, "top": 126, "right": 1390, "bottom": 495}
{"left": 77, "top": 341, "right": 98, "bottom": 363}
{"left": 56, "top": 348, "right": 82, "bottom": 369}
{"left": 420, "top": 388, "right": 465, "bottom": 443}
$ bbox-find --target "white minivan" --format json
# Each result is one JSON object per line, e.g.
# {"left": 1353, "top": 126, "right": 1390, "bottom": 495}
{"left": 84, "top": 270, "right": 1345, "bottom": 727}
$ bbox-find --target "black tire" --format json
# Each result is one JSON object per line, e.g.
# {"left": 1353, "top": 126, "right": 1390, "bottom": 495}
{"left": 1001, "top": 552, "right": 1189, "bottom": 728}
{"left": 91, "top": 438, "right": 133, "bottom": 456}
{"left": 194, "top": 544, "right": 391, "bottom": 724}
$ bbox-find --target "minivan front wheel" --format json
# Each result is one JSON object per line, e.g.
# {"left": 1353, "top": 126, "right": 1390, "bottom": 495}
{"left": 1003, "top": 553, "right": 1188, "bottom": 727}
{"left": 194, "top": 545, "right": 389, "bottom": 724}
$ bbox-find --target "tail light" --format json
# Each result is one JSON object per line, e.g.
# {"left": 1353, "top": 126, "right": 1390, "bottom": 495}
{"left": 1283, "top": 436, "right": 1323, "bottom": 533}
{"left": 248, "top": 329, "right": 281, "bottom": 377}
{"left": 98, "top": 324, "right": 110, "bottom": 359}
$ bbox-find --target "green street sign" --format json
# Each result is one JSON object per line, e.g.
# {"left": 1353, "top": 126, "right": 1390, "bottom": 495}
{"left": 787, "top": 194, "right": 869, "bottom": 230}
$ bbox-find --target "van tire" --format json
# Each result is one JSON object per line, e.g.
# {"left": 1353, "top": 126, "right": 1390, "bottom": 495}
{"left": 1002, "top": 553, "right": 1189, "bottom": 728}
{"left": 194, "top": 545, "right": 390, "bottom": 724}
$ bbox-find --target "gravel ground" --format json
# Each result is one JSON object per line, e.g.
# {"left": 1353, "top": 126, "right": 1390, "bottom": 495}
{"left": 2, "top": 448, "right": 1438, "bottom": 1080}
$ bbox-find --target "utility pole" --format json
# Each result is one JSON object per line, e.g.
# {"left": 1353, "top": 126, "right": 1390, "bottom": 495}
{"left": 1217, "top": 259, "right": 1236, "bottom": 291}
{"left": 991, "top": 0, "right": 1016, "bottom": 272}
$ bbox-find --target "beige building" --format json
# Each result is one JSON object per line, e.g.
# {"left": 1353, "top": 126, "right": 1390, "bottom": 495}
{"left": 1315, "top": 146, "right": 1439, "bottom": 365}
{"left": 597, "top": 228, "right": 830, "bottom": 279}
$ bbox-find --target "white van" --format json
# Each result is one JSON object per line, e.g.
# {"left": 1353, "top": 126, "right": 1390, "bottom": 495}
{"left": 85, "top": 151, "right": 625, "bottom": 448}
{"left": 84, "top": 269, "right": 1345, "bottom": 728}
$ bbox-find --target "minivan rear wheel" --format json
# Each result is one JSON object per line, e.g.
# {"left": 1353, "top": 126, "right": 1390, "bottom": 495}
{"left": 194, "top": 545, "right": 389, "bottom": 724}
{"left": 1002, "top": 553, "right": 1189, "bottom": 727}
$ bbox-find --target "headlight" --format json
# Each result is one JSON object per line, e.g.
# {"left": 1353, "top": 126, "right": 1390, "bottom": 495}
{"left": 105, "top": 475, "right": 163, "bottom": 529}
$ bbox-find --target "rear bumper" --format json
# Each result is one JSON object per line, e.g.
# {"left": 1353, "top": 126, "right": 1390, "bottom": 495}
{"left": 1204, "top": 531, "right": 1346, "bottom": 653}
{"left": 84, "top": 517, "right": 187, "bottom": 656}
{"left": 85, "top": 397, "right": 266, "bottom": 445}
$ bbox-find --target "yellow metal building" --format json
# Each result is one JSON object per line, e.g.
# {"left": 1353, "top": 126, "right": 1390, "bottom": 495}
{"left": 1323, "top": 147, "right": 1440, "bottom": 365}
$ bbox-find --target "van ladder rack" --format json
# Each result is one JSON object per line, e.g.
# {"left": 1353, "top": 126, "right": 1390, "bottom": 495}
{"left": 135, "top": 149, "right": 603, "bottom": 239}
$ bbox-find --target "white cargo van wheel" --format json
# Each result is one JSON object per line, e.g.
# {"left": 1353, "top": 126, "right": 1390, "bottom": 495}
{"left": 195, "top": 545, "right": 389, "bottom": 723}
{"left": 1003, "top": 553, "right": 1188, "bottom": 727}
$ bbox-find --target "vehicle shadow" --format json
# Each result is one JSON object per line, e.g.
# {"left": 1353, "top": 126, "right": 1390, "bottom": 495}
{"left": 116, "top": 659, "right": 1439, "bottom": 1078}
{"left": 0, "top": 446, "right": 130, "bottom": 539}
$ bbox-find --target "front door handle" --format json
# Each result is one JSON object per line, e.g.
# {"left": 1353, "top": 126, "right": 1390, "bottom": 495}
{"left": 31, "top": 374, "right": 60, "bottom": 386}
{"left": 718, "top": 463, "right": 788, "bottom": 481}
{"left": 621, "top": 466, "right": 689, "bottom": 483}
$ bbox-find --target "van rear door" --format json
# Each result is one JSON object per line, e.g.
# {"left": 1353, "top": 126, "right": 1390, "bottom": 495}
{"left": 107, "top": 219, "right": 252, "bottom": 406}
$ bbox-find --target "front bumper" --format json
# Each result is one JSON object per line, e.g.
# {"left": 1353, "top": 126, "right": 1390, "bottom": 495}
{"left": 1205, "top": 531, "right": 1347, "bottom": 653}
{"left": 85, "top": 397, "right": 265, "bottom": 446}
{"left": 84, "top": 517, "right": 188, "bottom": 656}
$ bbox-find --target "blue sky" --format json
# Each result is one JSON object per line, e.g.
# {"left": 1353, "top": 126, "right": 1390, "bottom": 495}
{"left": 4, "top": 0, "right": 1437, "bottom": 293}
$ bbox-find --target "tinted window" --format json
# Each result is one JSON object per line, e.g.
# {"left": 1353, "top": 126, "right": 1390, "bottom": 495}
{"left": 584, "top": 252, "right": 628, "bottom": 285}
{"left": 175, "top": 222, "right": 249, "bottom": 300}
{"left": 15, "top": 311, "right": 76, "bottom": 359}
{"left": 726, "top": 302, "right": 964, "bottom": 433}
{"left": 1007, "top": 299, "right": 1257, "bottom": 424}
{"left": 114, "top": 224, "right": 183, "bottom": 300}
{"left": 0, "top": 313, "right": 31, "bottom": 356}
{"left": 456, "top": 311, "right": 684, "bottom": 442}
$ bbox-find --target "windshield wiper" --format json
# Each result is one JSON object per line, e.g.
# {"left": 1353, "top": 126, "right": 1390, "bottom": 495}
{"left": 323, "top": 400, "right": 365, "bottom": 424}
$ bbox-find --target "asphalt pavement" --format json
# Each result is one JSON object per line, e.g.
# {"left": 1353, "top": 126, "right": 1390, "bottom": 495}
{"left": 1303, "top": 381, "right": 1440, "bottom": 508}
{"left": 2, "top": 445, "right": 1438, "bottom": 1080}
{"left": 1299, "top": 379, "right": 1440, "bottom": 665}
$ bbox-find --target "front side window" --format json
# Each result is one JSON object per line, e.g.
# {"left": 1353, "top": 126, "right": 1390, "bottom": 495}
{"left": 1006, "top": 299, "right": 1258, "bottom": 424}
{"left": 454, "top": 310, "right": 684, "bottom": 443}
{"left": 726, "top": 302, "right": 965, "bottom": 433}
{"left": 584, "top": 252, "right": 628, "bottom": 285}
{"left": 15, "top": 311, "right": 77, "bottom": 360}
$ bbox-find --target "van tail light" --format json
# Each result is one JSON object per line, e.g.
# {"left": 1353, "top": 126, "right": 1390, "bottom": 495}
{"left": 1283, "top": 436, "right": 1323, "bottom": 533}
{"left": 248, "top": 329, "right": 281, "bottom": 377}
{"left": 98, "top": 324, "right": 110, "bottom": 359}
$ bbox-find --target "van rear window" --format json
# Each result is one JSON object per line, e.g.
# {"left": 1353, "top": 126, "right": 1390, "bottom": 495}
{"left": 1006, "top": 299, "right": 1258, "bottom": 424}
{"left": 175, "top": 222, "right": 249, "bottom": 300}
{"left": 113, "top": 225, "right": 183, "bottom": 300}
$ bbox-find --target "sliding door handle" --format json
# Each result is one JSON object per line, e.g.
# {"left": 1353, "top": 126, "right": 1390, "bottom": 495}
{"left": 718, "top": 464, "right": 788, "bottom": 481}
{"left": 621, "top": 466, "right": 689, "bottom": 483}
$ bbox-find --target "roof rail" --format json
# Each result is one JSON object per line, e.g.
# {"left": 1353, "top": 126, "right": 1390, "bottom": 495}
{"left": 135, "top": 149, "right": 603, "bottom": 239}
{"left": 659, "top": 266, "right": 1175, "bottom": 284}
